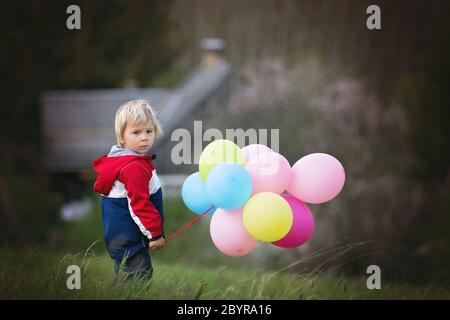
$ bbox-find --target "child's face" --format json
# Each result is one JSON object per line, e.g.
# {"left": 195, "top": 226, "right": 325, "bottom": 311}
{"left": 122, "top": 121, "right": 155, "bottom": 155}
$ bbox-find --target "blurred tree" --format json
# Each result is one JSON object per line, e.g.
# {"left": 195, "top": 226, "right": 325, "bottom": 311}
{"left": 0, "top": 0, "right": 178, "bottom": 244}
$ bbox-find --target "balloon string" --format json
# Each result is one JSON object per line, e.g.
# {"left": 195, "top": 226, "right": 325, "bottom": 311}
{"left": 165, "top": 205, "right": 216, "bottom": 243}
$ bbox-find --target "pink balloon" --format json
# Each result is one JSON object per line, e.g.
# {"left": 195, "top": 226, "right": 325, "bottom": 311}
{"left": 242, "top": 144, "right": 272, "bottom": 163}
{"left": 245, "top": 151, "right": 292, "bottom": 194}
{"left": 210, "top": 208, "right": 257, "bottom": 256}
{"left": 272, "top": 195, "right": 314, "bottom": 248}
{"left": 287, "top": 153, "right": 345, "bottom": 204}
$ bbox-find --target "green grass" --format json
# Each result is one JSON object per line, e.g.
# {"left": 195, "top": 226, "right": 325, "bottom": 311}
{"left": 0, "top": 248, "right": 449, "bottom": 300}
{"left": 2, "top": 195, "right": 448, "bottom": 299}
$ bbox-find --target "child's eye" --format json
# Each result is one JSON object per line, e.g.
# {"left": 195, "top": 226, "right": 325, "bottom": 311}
{"left": 147, "top": 130, "right": 153, "bottom": 133}
{"left": 133, "top": 131, "right": 139, "bottom": 134}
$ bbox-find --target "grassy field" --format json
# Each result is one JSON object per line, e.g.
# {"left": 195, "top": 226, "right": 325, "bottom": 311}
{"left": 0, "top": 247, "right": 449, "bottom": 300}
{"left": 1, "top": 196, "right": 448, "bottom": 299}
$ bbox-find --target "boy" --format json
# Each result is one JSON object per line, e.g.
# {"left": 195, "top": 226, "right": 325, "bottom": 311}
{"left": 93, "top": 99, "right": 165, "bottom": 282}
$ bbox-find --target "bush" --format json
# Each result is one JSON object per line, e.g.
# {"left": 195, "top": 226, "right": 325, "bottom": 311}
{"left": 0, "top": 173, "right": 64, "bottom": 246}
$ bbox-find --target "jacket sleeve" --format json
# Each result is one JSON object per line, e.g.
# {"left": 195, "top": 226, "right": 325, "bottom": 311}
{"left": 120, "top": 162, "right": 163, "bottom": 241}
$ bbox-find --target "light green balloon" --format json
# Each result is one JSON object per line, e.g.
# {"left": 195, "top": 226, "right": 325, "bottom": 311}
{"left": 199, "top": 139, "right": 245, "bottom": 182}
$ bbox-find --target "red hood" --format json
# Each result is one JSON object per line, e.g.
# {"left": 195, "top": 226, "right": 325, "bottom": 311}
{"left": 92, "top": 155, "right": 154, "bottom": 195}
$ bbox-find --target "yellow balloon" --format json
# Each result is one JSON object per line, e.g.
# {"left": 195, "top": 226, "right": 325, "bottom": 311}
{"left": 243, "top": 192, "right": 293, "bottom": 242}
{"left": 199, "top": 139, "right": 245, "bottom": 182}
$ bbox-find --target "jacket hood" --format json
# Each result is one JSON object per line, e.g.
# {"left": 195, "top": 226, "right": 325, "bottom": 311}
{"left": 92, "top": 145, "right": 156, "bottom": 195}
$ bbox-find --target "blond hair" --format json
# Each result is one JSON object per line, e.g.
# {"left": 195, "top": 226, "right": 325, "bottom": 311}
{"left": 115, "top": 99, "right": 163, "bottom": 147}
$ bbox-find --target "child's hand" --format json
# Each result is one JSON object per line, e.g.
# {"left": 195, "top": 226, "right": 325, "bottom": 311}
{"left": 149, "top": 238, "right": 165, "bottom": 250}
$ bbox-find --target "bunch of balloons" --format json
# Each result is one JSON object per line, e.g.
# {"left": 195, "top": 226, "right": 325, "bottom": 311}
{"left": 181, "top": 139, "right": 345, "bottom": 256}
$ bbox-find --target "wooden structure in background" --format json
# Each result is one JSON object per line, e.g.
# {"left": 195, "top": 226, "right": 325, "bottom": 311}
{"left": 41, "top": 38, "right": 231, "bottom": 178}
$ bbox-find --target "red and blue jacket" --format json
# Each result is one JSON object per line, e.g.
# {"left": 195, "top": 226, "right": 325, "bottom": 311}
{"left": 93, "top": 145, "right": 164, "bottom": 262}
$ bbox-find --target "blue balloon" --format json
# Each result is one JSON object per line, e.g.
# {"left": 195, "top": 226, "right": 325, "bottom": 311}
{"left": 205, "top": 164, "right": 253, "bottom": 210}
{"left": 182, "top": 172, "right": 217, "bottom": 215}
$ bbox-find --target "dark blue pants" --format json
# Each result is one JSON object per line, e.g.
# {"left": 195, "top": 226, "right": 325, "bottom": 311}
{"left": 114, "top": 247, "right": 153, "bottom": 283}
